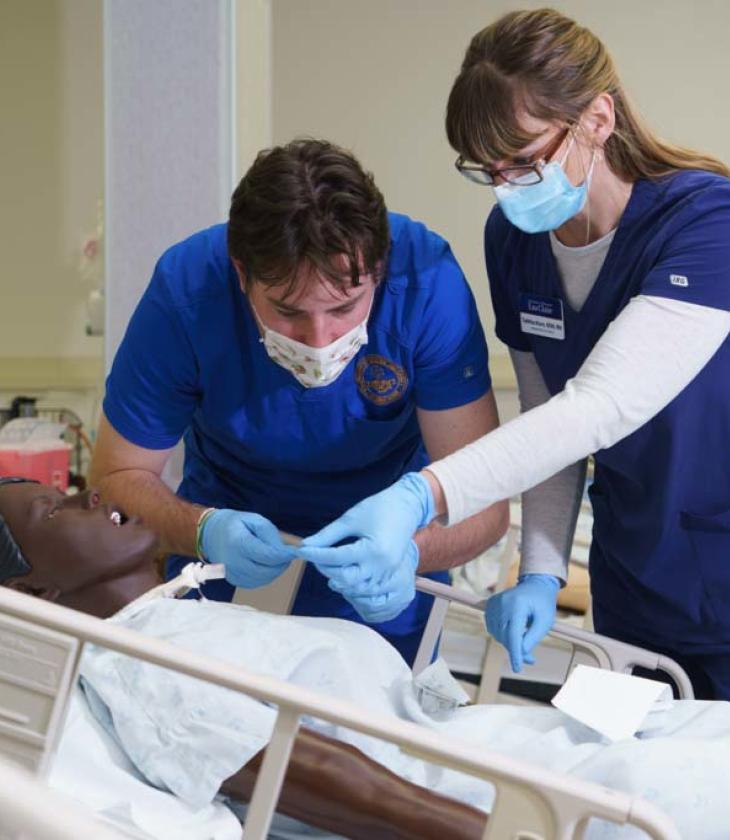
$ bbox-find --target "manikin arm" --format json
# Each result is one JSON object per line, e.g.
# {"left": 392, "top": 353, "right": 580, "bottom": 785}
{"left": 221, "top": 728, "right": 487, "bottom": 840}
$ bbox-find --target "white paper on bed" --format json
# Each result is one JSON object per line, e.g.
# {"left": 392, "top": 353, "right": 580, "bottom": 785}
{"left": 552, "top": 664, "right": 672, "bottom": 742}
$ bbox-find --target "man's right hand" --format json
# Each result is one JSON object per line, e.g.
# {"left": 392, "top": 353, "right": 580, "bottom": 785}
{"left": 200, "top": 510, "right": 296, "bottom": 588}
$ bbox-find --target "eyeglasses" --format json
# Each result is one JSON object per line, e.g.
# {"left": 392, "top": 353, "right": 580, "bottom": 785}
{"left": 455, "top": 126, "right": 571, "bottom": 187}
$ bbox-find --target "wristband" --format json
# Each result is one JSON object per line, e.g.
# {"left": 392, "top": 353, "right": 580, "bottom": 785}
{"left": 195, "top": 507, "right": 217, "bottom": 561}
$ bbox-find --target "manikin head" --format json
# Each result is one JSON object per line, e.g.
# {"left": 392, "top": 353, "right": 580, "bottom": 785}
{"left": 0, "top": 477, "right": 159, "bottom": 617}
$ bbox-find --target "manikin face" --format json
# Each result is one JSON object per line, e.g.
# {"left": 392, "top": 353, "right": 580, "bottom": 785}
{"left": 235, "top": 260, "right": 377, "bottom": 348}
{"left": 0, "top": 483, "right": 159, "bottom": 599}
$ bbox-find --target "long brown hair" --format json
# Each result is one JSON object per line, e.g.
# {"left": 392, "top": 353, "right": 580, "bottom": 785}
{"left": 446, "top": 8, "right": 730, "bottom": 180}
{"left": 228, "top": 138, "right": 389, "bottom": 297}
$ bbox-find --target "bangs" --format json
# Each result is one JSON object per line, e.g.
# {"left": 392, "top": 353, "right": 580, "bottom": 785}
{"left": 254, "top": 251, "right": 366, "bottom": 302}
{"left": 446, "top": 63, "right": 543, "bottom": 164}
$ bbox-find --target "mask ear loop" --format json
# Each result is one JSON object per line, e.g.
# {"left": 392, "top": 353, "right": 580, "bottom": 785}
{"left": 247, "top": 299, "right": 267, "bottom": 344}
{"left": 557, "top": 129, "right": 577, "bottom": 168}
{"left": 569, "top": 124, "right": 599, "bottom": 246}
{"left": 583, "top": 147, "right": 599, "bottom": 245}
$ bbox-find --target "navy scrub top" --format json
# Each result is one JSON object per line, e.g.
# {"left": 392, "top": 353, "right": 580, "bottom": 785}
{"left": 104, "top": 212, "right": 491, "bottom": 663}
{"left": 486, "top": 170, "right": 730, "bottom": 653}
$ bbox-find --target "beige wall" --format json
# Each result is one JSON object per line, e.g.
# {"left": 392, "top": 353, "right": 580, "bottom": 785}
{"left": 270, "top": 0, "right": 730, "bottom": 365}
{"left": 236, "top": 0, "right": 273, "bottom": 178}
{"left": 0, "top": 0, "right": 103, "bottom": 362}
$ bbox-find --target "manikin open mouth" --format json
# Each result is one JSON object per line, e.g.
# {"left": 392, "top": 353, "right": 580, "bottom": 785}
{"left": 109, "top": 508, "right": 129, "bottom": 527}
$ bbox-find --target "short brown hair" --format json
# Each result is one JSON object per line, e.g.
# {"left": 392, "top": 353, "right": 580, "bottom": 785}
{"left": 228, "top": 139, "right": 390, "bottom": 297}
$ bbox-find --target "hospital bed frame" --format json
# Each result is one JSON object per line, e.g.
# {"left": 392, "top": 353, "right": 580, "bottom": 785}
{"left": 412, "top": 577, "right": 695, "bottom": 701}
{"left": 236, "top": 541, "right": 695, "bottom": 702}
{"left": 0, "top": 585, "right": 681, "bottom": 840}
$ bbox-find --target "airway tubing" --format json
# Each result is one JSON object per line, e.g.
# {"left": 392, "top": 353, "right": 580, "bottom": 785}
{"left": 191, "top": 561, "right": 226, "bottom": 583}
{"left": 125, "top": 531, "right": 301, "bottom": 609}
{"left": 125, "top": 531, "right": 303, "bottom": 609}
{"left": 126, "top": 561, "right": 227, "bottom": 608}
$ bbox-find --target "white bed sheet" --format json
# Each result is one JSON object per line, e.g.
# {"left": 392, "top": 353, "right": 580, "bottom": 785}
{"left": 48, "top": 687, "right": 242, "bottom": 840}
{"left": 48, "top": 686, "right": 344, "bottom": 840}
{"left": 55, "top": 599, "right": 730, "bottom": 839}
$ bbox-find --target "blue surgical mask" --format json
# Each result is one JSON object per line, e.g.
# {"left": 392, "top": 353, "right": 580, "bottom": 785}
{"left": 494, "top": 137, "right": 596, "bottom": 234}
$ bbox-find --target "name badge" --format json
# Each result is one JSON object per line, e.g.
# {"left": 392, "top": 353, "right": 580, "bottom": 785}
{"left": 519, "top": 293, "right": 565, "bottom": 340}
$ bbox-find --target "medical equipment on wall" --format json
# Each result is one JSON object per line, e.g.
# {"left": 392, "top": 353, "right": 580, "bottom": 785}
{"left": 0, "top": 418, "right": 71, "bottom": 491}
{"left": 80, "top": 198, "right": 105, "bottom": 338}
{"left": 0, "top": 408, "right": 95, "bottom": 491}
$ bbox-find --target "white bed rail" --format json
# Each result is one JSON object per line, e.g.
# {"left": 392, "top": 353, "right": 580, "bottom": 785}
{"left": 0, "top": 612, "right": 83, "bottom": 778}
{"left": 0, "top": 587, "right": 679, "bottom": 840}
{"left": 411, "top": 577, "right": 694, "bottom": 700}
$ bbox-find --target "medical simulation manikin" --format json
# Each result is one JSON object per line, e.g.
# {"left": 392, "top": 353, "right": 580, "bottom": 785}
{"left": 6, "top": 478, "right": 730, "bottom": 840}
{"left": 0, "top": 477, "right": 486, "bottom": 840}
{"left": 89, "top": 138, "right": 508, "bottom": 666}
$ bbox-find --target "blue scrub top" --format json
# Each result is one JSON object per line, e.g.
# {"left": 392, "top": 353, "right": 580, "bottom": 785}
{"left": 486, "top": 170, "right": 730, "bottom": 654}
{"left": 104, "top": 212, "right": 491, "bottom": 663}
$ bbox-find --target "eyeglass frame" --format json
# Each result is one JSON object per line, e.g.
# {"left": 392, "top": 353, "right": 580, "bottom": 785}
{"left": 454, "top": 125, "right": 572, "bottom": 187}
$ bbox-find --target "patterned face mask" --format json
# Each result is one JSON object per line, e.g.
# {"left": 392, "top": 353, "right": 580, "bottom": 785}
{"left": 250, "top": 297, "right": 371, "bottom": 388}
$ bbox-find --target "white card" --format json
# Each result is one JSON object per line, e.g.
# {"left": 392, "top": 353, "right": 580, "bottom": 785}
{"left": 551, "top": 664, "right": 672, "bottom": 742}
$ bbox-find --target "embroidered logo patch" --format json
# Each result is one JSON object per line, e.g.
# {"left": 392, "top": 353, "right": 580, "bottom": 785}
{"left": 670, "top": 274, "right": 689, "bottom": 287}
{"left": 356, "top": 355, "right": 408, "bottom": 405}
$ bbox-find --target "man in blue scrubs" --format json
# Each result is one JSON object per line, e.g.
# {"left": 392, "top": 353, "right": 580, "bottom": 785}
{"left": 90, "top": 139, "right": 508, "bottom": 665}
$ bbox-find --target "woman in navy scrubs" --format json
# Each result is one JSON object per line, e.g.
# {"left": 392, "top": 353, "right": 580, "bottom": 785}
{"left": 300, "top": 10, "right": 730, "bottom": 699}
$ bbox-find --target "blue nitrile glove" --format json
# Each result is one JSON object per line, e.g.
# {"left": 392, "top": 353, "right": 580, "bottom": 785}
{"left": 298, "top": 472, "right": 435, "bottom": 593}
{"left": 200, "top": 510, "right": 297, "bottom": 589}
{"left": 327, "top": 541, "right": 420, "bottom": 624}
{"left": 484, "top": 574, "right": 560, "bottom": 673}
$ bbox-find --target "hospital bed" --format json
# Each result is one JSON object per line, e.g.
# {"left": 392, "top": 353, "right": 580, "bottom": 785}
{"left": 0, "top": 581, "right": 682, "bottom": 840}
